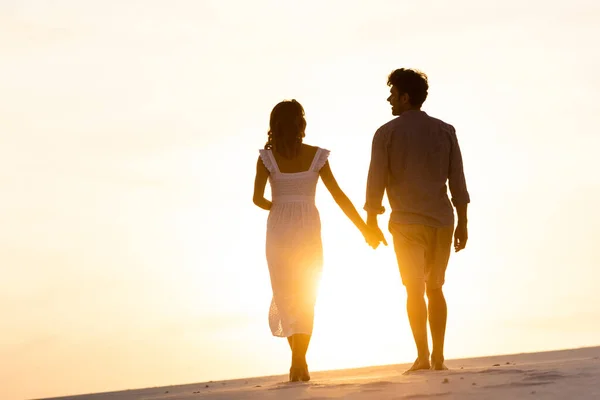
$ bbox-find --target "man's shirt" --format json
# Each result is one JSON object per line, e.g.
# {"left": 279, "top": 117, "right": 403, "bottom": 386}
{"left": 364, "top": 110, "right": 470, "bottom": 227}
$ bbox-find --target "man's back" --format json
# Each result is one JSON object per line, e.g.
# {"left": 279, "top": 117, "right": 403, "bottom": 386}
{"left": 364, "top": 110, "right": 469, "bottom": 227}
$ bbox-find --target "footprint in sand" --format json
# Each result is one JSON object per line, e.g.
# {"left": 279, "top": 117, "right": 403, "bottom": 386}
{"left": 523, "top": 370, "right": 566, "bottom": 382}
{"left": 359, "top": 380, "right": 396, "bottom": 392}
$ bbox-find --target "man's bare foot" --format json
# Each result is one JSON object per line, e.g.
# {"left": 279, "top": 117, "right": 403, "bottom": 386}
{"left": 431, "top": 361, "right": 448, "bottom": 371}
{"left": 431, "top": 356, "right": 448, "bottom": 371}
{"left": 403, "top": 357, "right": 431, "bottom": 374}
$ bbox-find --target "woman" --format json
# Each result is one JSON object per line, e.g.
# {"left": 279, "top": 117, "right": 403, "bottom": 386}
{"left": 252, "top": 99, "right": 383, "bottom": 382}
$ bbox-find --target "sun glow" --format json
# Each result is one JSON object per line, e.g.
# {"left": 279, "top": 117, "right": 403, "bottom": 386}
{"left": 303, "top": 199, "right": 411, "bottom": 370}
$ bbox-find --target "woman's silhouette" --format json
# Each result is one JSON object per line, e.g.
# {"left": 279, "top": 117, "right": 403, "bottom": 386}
{"left": 253, "top": 100, "right": 382, "bottom": 382}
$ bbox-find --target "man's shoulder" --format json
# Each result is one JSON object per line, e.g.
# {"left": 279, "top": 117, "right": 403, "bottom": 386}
{"left": 376, "top": 112, "right": 455, "bottom": 136}
{"left": 376, "top": 116, "right": 402, "bottom": 134}
{"left": 426, "top": 114, "right": 455, "bottom": 133}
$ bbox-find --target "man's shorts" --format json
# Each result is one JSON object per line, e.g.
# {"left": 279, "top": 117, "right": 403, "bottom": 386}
{"left": 389, "top": 223, "right": 454, "bottom": 290}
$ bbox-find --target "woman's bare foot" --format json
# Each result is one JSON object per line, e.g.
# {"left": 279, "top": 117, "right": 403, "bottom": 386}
{"left": 290, "top": 362, "right": 310, "bottom": 382}
{"left": 289, "top": 366, "right": 302, "bottom": 382}
{"left": 300, "top": 363, "right": 310, "bottom": 382}
{"left": 403, "top": 357, "right": 431, "bottom": 374}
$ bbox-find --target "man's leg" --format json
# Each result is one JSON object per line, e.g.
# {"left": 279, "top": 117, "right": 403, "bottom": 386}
{"left": 425, "top": 225, "right": 453, "bottom": 370}
{"left": 406, "top": 283, "right": 431, "bottom": 371}
{"left": 390, "top": 223, "right": 430, "bottom": 372}
{"left": 426, "top": 287, "right": 447, "bottom": 370}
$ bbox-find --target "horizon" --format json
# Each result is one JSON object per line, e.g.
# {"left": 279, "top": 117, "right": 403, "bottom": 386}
{"left": 2, "top": 1, "right": 600, "bottom": 399}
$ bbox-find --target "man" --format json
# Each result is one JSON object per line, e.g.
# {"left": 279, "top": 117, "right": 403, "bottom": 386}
{"left": 365, "top": 68, "right": 470, "bottom": 372}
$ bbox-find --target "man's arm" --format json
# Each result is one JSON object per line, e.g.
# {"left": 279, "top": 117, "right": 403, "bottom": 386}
{"left": 364, "top": 127, "right": 389, "bottom": 230}
{"left": 448, "top": 126, "right": 470, "bottom": 251}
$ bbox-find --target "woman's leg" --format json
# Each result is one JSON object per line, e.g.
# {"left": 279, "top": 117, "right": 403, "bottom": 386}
{"left": 290, "top": 334, "right": 312, "bottom": 381}
{"left": 289, "top": 267, "right": 319, "bottom": 381}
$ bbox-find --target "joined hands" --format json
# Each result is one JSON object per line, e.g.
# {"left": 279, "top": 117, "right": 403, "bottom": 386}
{"left": 362, "top": 225, "right": 388, "bottom": 249}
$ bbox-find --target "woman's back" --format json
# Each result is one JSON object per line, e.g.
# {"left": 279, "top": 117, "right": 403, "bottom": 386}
{"left": 269, "top": 144, "right": 319, "bottom": 173}
{"left": 259, "top": 145, "right": 329, "bottom": 205}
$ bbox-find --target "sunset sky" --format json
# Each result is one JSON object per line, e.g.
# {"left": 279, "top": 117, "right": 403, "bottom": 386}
{"left": 1, "top": 1, "right": 600, "bottom": 399}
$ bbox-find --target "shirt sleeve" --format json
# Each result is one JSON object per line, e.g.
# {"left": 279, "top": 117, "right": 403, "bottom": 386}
{"left": 448, "top": 126, "right": 470, "bottom": 206}
{"left": 364, "top": 127, "right": 389, "bottom": 214}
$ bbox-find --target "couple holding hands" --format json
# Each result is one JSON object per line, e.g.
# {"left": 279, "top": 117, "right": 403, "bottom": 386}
{"left": 253, "top": 68, "right": 470, "bottom": 382}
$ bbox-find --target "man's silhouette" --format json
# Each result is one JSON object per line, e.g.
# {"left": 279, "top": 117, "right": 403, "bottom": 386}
{"left": 365, "top": 68, "right": 470, "bottom": 371}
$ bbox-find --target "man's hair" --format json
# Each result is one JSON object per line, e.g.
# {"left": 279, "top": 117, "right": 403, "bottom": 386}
{"left": 387, "top": 68, "right": 429, "bottom": 107}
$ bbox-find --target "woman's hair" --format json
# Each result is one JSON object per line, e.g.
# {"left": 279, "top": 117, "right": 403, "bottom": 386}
{"left": 264, "top": 99, "right": 306, "bottom": 159}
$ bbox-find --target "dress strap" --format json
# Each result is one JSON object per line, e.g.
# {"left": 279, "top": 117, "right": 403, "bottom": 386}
{"left": 311, "top": 147, "right": 331, "bottom": 172}
{"left": 258, "top": 149, "right": 278, "bottom": 174}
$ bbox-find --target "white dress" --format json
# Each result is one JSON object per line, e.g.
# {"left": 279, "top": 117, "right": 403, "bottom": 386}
{"left": 259, "top": 147, "right": 330, "bottom": 337}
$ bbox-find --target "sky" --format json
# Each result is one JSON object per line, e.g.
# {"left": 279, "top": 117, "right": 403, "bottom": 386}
{"left": 1, "top": 0, "right": 600, "bottom": 399}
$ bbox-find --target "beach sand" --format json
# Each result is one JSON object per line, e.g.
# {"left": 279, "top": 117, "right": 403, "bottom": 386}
{"left": 42, "top": 346, "right": 600, "bottom": 400}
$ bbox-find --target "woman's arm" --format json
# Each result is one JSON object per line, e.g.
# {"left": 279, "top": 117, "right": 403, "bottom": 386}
{"left": 319, "top": 161, "right": 376, "bottom": 237}
{"left": 253, "top": 157, "right": 272, "bottom": 210}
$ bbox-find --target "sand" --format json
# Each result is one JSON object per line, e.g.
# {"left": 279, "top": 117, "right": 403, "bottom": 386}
{"left": 41, "top": 346, "right": 600, "bottom": 400}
